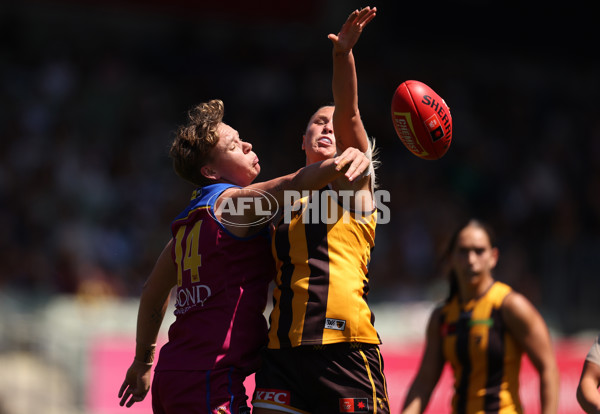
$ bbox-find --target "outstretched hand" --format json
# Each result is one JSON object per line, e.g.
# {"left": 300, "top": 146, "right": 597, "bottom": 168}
{"left": 328, "top": 6, "right": 377, "bottom": 55}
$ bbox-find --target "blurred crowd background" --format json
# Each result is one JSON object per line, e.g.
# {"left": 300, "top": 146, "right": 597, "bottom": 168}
{"left": 0, "top": 1, "right": 599, "bottom": 411}
{"left": 2, "top": 0, "right": 600, "bottom": 329}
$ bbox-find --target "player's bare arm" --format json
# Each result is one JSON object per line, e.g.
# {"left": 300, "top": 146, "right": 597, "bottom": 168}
{"left": 502, "top": 292, "right": 559, "bottom": 414}
{"left": 577, "top": 360, "right": 600, "bottom": 413}
{"left": 401, "top": 307, "right": 445, "bottom": 414}
{"left": 118, "top": 241, "right": 177, "bottom": 408}
{"left": 329, "top": 6, "right": 376, "bottom": 154}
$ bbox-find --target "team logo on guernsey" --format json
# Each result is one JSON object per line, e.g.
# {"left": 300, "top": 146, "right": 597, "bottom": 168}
{"left": 339, "top": 398, "right": 369, "bottom": 413}
{"left": 208, "top": 188, "right": 279, "bottom": 228}
{"left": 325, "top": 318, "right": 346, "bottom": 331}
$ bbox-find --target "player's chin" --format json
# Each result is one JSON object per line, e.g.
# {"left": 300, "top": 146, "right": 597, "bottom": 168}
{"left": 250, "top": 166, "right": 260, "bottom": 181}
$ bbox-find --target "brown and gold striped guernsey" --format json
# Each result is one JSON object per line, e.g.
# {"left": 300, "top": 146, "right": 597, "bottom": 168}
{"left": 267, "top": 187, "right": 379, "bottom": 349}
{"left": 440, "top": 281, "right": 523, "bottom": 414}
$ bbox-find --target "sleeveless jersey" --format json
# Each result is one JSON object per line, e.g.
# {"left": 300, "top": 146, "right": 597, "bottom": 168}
{"left": 267, "top": 187, "right": 379, "bottom": 348}
{"left": 155, "top": 183, "right": 275, "bottom": 373}
{"left": 440, "top": 281, "right": 522, "bottom": 414}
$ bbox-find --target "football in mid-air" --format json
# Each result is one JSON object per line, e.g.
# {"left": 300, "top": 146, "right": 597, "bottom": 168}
{"left": 391, "top": 80, "right": 452, "bottom": 160}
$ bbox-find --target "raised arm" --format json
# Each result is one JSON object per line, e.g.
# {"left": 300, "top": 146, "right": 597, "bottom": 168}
{"left": 401, "top": 307, "right": 446, "bottom": 414}
{"left": 502, "top": 292, "right": 559, "bottom": 414}
{"left": 118, "top": 240, "right": 177, "bottom": 407}
{"left": 328, "top": 7, "right": 376, "bottom": 153}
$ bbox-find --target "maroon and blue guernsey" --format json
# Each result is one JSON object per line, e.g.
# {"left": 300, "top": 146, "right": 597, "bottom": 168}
{"left": 155, "top": 183, "right": 275, "bottom": 374}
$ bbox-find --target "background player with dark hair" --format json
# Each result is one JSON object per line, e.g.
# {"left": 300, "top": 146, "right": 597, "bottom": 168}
{"left": 401, "top": 219, "right": 559, "bottom": 414}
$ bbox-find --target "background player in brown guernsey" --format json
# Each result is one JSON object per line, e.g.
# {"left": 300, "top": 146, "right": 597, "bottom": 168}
{"left": 401, "top": 219, "right": 559, "bottom": 414}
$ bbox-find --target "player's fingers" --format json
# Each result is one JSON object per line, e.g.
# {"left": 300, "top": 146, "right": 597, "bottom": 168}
{"left": 346, "top": 9, "right": 359, "bottom": 24}
{"left": 334, "top": 147, "right": 357, "bottom": 170}
{"left": 345, "top": 154, "right": 369, "bottom": 181}
{"left": 335, "top": 155, "right": 349, "bottom": 171}
{"left": 119, "top": 389, "right": 131, "bottom": 407}
{"left": 118, "top": 381, "right": 129, "bottom": 398}
{"left": 353, "top": 155, "right": 371, "bottom": 181}
{"left": 345, "top": 164, "right": 358, "bottom": 180}
{"left": 361, "top": 10, "right": 376, "bottom": 27}
{"left": 128, "top": 391, "right": 148, "bottom": 407}
{"left": 356, "top": 7, "right": 376, "bottom": 26}
{"left": 126, "top": 395, "right": 139, "bottom": 408}
{"left": 334, "top": 148, "right": 348, "bottom": 164}
{"left": 345, "top": 163, "right": 362, "bottom": 181}
{"left": 356, "top": 7, "right": 370, "bottom": 19}
{"left": 126, "top": 396, "right": 136, "bottom": 408}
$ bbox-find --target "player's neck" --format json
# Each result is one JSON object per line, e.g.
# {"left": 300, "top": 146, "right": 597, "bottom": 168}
{"left": 459, "top": 276, "right": 494, "bottom": 303}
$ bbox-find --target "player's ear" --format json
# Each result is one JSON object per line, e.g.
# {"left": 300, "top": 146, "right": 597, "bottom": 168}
{"left": 490, "top": 247, "right": 499, "bottom": 270}
{"left": 201, "top": 165, "right": 220, "bottom": 181}
{"left": 301, "top": 135, "right": 306, "bottom": 151}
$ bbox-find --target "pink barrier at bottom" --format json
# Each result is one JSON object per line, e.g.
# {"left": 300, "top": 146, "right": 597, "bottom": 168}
{"left": 89, "top": 338, "right": 589, "bottom": 414}
{"left": 376, "top": 341, "right": 587, "bottom": 414}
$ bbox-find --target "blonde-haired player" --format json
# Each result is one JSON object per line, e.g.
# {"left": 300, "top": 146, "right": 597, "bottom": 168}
{"left": 252, "top": 7, "right": 390, "bottom": 414}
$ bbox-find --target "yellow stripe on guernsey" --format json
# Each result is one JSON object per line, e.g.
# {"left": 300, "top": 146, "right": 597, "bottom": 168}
{"left": 441, "top": 282, "right": 523, "bottom": 414}
{"left": 287, "top": 221, "right": 311, "bottom": 342}
{"left": 269, "top": 188, "right": 379, "bottom": 349}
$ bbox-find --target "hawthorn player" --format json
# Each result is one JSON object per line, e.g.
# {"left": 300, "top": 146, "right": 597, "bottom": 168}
{"left": 401, "top": 220, "right": 559, "bottom": 414}
{"left": 252, "top": 6, "right": 390, "bottom": 414}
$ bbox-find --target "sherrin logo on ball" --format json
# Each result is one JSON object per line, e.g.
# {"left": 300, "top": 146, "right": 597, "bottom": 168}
{"left": 391, "top": 80, "right": 452, "bottom": 160}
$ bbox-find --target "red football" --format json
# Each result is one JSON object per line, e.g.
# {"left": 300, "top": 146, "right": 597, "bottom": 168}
{"left": 391, "top": 80, "right": 452, "bottom": 160}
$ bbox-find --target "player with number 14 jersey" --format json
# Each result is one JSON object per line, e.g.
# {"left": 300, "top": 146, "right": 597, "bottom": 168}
{"left": 155, "top": 183, "right": 275, "bottom": 374}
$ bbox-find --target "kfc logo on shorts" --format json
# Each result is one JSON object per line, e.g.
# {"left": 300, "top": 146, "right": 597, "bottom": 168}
{"left": 253, "top": 388, "right": 291, "bottom": 405}
{"left": 339, "top": 398, "right": 369, "bottom": 413}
